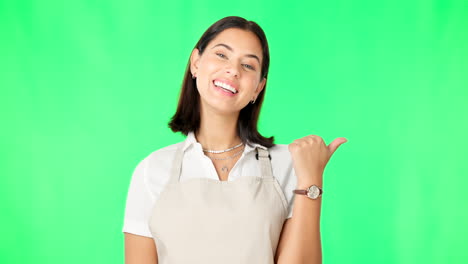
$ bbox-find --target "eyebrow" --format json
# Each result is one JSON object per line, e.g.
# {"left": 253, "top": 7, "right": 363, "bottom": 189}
{"left": 211, "top": 43, "right": 261, "bottom": 64}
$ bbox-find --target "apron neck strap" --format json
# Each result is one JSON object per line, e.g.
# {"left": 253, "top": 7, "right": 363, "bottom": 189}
{"left": 256, "top": 147, "right": 274, "bottom": 179}
{"left": 168, "top": 145, "right": 184, "bottom": 184}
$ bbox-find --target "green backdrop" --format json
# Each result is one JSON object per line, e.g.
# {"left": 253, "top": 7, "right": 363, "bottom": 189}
{"left": 1, "top": 0, "right": 467, "bottom": 263}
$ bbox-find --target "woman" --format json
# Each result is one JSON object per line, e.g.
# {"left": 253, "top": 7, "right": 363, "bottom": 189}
{"left": 123, "top": 16, "right": 347, "bottom": 264}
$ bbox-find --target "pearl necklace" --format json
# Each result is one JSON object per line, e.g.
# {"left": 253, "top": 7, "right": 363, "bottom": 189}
{"left": 202, "top": 142, "right": 244, "bottom": 154}
{"left": 206, "top": 148, "right": 244, "bottom": 160}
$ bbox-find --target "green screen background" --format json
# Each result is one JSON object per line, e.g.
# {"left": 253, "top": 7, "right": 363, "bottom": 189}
{"left": 1, "top": 0, "right": 467, "bottom": 263}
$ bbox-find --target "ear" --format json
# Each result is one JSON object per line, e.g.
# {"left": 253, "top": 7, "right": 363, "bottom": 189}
{"left": 190, "top": 48, "right": 201, "bottom": 75}
{"left": 254, "top": 77, "right": 267, "bottom": 97}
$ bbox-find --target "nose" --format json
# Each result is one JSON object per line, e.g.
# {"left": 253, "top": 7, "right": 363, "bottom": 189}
{"left": 225, "top": 61, "right": 240, "bottom": 78}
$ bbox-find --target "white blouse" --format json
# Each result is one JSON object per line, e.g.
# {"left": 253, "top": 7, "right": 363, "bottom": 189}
{"left": 122, "top": 131, "right": 298, "bottom": 238}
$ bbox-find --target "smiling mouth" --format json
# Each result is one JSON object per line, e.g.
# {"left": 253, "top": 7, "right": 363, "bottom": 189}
{"left": 213, "top": 80, "right": 238, "bottom": 94}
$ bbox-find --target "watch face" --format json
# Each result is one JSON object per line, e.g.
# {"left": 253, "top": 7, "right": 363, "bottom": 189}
{"left": 307, "top": 185, "right": 320, "bottom": 199}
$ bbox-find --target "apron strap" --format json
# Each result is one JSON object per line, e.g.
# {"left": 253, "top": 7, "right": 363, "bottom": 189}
{"left": 168, "top": 144, "right": 184, "bottom": 184}
{"left": 256, "top": 147, "right": 274, "bottom": 179}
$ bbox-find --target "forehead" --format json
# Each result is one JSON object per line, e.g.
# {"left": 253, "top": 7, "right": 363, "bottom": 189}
{"left": 207, "top": 28, "right": 263, "bottom": 59}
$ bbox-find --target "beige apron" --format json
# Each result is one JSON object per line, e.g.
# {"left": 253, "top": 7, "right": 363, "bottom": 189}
{"left": 148, "top": 145, "right": 288, "bottom": 263}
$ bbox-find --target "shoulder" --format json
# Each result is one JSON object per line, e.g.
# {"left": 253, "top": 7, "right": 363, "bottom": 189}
{"left": 265, "top": 143, "right": 295, "bottom": 183}
{"left": 138, "top": 141, "right": 185, "bottom": 197}
{"left": 268, "top": 144, "right": 293, "bottom": 166}
{"left": 242, "top": 143, "right": 292, "bottom": 173}
{"left": 144, "top": 141, "right": 184, "bottom": 165}
{"left": 243, "top": 143, "right": 293, "bottom": 173}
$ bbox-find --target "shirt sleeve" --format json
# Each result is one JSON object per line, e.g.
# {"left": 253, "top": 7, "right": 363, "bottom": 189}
{"left": 285, "top": 167, "right": 297, "bottom": 219}
{"left": 122, "top": 155, "right": 155, "bottom": 238}
{"left": 270, "top": 144, "right": 297, "bottom": 220}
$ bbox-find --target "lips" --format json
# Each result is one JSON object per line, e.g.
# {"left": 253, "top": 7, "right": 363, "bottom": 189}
{"left": 212, "top": 79, "right": 238, "bottom": 94}
{"left": 213, "top": 83, "right": 238, "bottom": 97}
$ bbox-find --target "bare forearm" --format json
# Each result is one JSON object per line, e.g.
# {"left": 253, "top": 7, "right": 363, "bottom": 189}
{"left": 276, "top": 177, "right": 323, "bottom": 264}
{"left": 289, "top": 191, "right": 322, "bottom": 263}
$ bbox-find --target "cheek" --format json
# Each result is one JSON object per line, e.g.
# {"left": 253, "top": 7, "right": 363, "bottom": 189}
{"left": 244, "top": 77, "right": 259, "bottom": 92}
{"left": 201, "top": 57, "right": 222, "bottom": 73}
{"left": 197, "top": 60, "right": 216, "bottom": 85}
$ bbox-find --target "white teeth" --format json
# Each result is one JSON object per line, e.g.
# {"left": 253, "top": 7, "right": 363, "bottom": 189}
{"left": 214, "top": 80, "right": 237, "bottom": 94}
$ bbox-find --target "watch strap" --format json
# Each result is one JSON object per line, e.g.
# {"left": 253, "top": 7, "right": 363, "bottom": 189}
{"left": 293, "top": 189, "right": 308, "bottom": 195}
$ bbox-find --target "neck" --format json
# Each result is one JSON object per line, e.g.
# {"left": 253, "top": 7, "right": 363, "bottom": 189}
{"left": 195, "top": 105, "right": 242, "bottom": 151}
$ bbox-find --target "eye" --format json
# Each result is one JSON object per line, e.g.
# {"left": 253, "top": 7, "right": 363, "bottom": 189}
{"left": 242, "top": 64, "right": 255, "bottom": 70}
{"left": 216, "top": 53, "right": 226, "bottom": 58}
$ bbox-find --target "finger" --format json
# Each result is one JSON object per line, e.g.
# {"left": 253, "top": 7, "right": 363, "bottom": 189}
{"left": 328, "top": 137, "right": 348, "bottom": 155}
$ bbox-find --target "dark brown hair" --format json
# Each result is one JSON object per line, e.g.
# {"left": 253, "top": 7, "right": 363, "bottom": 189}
{"left": 168, "top": 16, "right": 274, "bottom": 148}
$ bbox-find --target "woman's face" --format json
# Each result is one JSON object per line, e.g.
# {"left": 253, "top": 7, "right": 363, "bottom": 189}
{"left": 190, "top": 28, "right": 266, "bottom": 115}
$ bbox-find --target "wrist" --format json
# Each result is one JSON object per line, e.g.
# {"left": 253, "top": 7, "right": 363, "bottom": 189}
{"left": 294, "top": 168, "right": 323, "bottom": 187}
{"left": 296, "top": 179, "right": 323, "bottom": 189}
{"left": 293, "top": 184, "right": 323, "bottom": 200}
